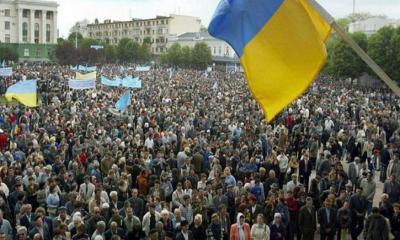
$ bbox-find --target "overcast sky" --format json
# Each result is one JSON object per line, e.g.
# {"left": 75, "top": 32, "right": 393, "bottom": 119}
{"left": 56, "top": 0, "right": 400, "bottom": 37}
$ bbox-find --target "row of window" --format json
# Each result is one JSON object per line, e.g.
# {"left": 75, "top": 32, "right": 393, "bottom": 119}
{"left": 21, "top": 22, "right": 52, "bottom": 43}
{"left": 213, "top": 46, "right": 231, "bottom": 56}
{"left": 22, "top": 10, "right": 54, "bottom": 19}
{"left": 89, "top": 28, "right": 168, "bottom": 38}
{"left": 23, "top": 48, "right": 43, "bottom": 58}
{"left": 91, "top": 19, "right": 168, "bottom": 30}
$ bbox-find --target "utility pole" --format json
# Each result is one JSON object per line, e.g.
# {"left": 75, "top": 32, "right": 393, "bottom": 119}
{"left": 75, "top": 25, "right": 79, "bottom": 48}
{"left": 353, "top": 0, "right": 356, "bottom": 16}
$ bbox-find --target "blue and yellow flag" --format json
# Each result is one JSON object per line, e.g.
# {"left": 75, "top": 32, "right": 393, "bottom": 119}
{"left": 5, "top": 80, "right": 37, "bottom": 107}
{"left": 209, "top": 0, "right": 331, "bottom": 121}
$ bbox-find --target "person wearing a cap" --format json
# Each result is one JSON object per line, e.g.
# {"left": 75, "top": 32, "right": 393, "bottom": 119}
{"left": 52, "top": 206, "right": 70, "bottom": 232}
{"left": 176, "top": 219, "right": 193, "bottom": 240}
{"left": 230, "top": 212, "right": 251, "bottom": 240}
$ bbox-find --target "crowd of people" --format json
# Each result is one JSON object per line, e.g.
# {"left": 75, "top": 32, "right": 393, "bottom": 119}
{"left": 0, "top": 63, "right": 399, "bottom": 240}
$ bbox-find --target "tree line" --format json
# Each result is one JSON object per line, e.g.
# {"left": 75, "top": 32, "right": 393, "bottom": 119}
{"left": 160, "top": 42, "right": 213, "bottom": 70}
{"left": 53, "top": 33, "right": 151, "bottom": 65}
{"left": 324, "top": 14, "right": 400, "bottom": 83}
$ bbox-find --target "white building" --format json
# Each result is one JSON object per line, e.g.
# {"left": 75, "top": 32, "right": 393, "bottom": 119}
{"left": 349, "top": 17, "right": 400, "bottom": 36}
{"left": 0, "top": 0, "right": 58, "bottom": 44}
{"left": 87, "top": 14, "right": 201, "bottom": 55}
{"left": 168, "top": 31, "right": 239, "bottom": 61}
{"left": 70, "top": 19, "right": 89, "bottom": 38}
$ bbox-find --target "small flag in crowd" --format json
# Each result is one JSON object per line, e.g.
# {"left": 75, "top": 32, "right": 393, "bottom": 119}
{"left": 5, "top": 80, "right": 38, "bottom": 107}
{"left": 115, "top": 90, "right": 131, "bottom": 112}
{"left": 1, "top": 60, "right": 5, "bottom": 67}
{"left": 209, "top": 0, "right": 331, "bottom": 121}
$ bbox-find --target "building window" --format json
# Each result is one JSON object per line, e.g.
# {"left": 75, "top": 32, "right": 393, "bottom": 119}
{"left": 34, "top": 23, "right": 39, "bottom": 43}
{"left": 22, "top": 22, "right": 28, "bottom": 42}
{"left": 46, "top": 24, "right": 51, "bottom": 42}
{"left": 35, "top": 48, "right": 41, "bottom": 58}
{"left": 24, "top": 48, "right": 29, "bottom": 57}
{"left": 23, "top": 10, "right": 29, "bottom": 18}
{"left": 218, "top": 46, "right": 221, "bottom": 55}
{"left": 226, "top": 46, "right": 230, "bottom": 56}
{"left": 34, "top": 10, "right": 40, "bottom": 19}
{"left": 165, "top": 20, "right": 168, "bottom": 24}
{"left": 4, "top": 9, "right": 10, "bottom": 17}
{"left": 213, "top": 47, "right": 216, "bottom": 55}
{"left": 5, "top": 34, "right": 10, "bottom": 43}
{"left": 152, "top": 30, "right": 155, "bottom": 34}
{"left": 4, "top": 21, "right": 10, "bottom": 30}
{"left": 46, "top": 11, "right": 52, "bottom": 20}
{"left": 161, "top": 20, "right": 164, "bottom": 24}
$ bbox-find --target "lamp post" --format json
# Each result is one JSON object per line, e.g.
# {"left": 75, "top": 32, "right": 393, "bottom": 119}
{"left": 75, "top": 25, "right": 80, "bottom": 48}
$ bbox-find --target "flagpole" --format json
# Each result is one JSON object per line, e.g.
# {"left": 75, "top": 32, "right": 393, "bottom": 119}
{"left": 308, "top": 0, "right": 400, "bottom": 97}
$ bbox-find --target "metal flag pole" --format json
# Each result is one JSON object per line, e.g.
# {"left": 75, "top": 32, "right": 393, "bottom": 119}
{"left": 308, "top": 0, "right": 400, "bottom": 96}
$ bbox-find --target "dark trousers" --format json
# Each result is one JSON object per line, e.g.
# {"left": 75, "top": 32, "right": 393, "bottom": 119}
{"left": 320, "top": 233, "right": 335, "bottom": 240}
{"left": 350, "top": 216, "right": 364, "bottom": 240}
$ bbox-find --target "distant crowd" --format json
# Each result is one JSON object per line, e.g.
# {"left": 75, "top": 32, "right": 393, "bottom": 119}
{"left": 0, "top": 63, "right": 399, "bottom": 240}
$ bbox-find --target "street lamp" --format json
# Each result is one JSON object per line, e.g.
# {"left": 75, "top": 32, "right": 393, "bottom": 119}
{"left": 75, "top": 25, "right": 80, "bottom": 48}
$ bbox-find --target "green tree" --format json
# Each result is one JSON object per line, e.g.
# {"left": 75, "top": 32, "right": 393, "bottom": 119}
{"left": 67, "top": 32, "right": 83, "bottom": 47}
{"left": 325, "top": 32, "right": 368, "bottom": 80}
{"left": 191, "top": 42, "right": 212, "bottom": 70}
{"left": 104, "top": 44, "right": 117, "bottom": 63}
{"left": 79, "top": 38, "right": 101, "bottom": 49}
{"left": 368, "top": 26, "right": 400, "bottom": 82}
{"left": 166, "top": 43, "right": 183, "bottom": 66}
{"left": 181, "top": 46, "right": 192, "bottom": 68}
{"left": 54, "top": 41, "right": 78, "bottom": 65}
{"left": 117, "top": 38, "right": 134, "bottom": 62}
{"left": 0, "top": 46, "right": 18, "bottom": 62}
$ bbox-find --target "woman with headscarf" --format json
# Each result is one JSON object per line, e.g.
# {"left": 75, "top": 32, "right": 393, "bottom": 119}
{"left": 269, "top": 213, "right": 286, "bottom": 240}
{"left": 229, "top": 212, "right": 251, "bottom": 240}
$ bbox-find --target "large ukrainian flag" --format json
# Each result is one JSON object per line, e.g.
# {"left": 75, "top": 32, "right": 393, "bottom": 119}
{"left": 5, "top": 80, "right": 37, "bottom": 107}
{"left": 209, "top": 0, "right": 331, "bottom": 121}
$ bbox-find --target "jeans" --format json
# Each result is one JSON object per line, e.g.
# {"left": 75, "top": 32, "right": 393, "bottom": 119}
{"left": 367, "top": 200, "right": 373, "bottom": 215}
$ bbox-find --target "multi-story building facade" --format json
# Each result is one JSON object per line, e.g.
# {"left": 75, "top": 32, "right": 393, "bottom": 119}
{"left": 349, "top": 16, "right": 400, "bottom": 36}
{"left": 87, "top": 14, "right": 201, "bottom": 54}
{"left": 168, "top": 31, "right": 240, "bottom": 70}
{"left": 0, "top": 0, "right": 58, "bottom": 61}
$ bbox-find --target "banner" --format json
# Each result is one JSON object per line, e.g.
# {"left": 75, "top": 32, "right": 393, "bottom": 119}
{"left": 135, "top": 66, "right": 151, "bottom": 72}
{"left": 101, "top": 76, "right": 121, "bottom": 87}
{"left": 76, "top": 71, "right": 97, "bottom": 80}
{"left": 122, "top": 76, "right": 141, "bottom": 88}
{"left": 68, "top": 79, "right": 96, "bottom": 89}
{"left": 0, "top": 67, "right": 13, "bottom": 76}
{"left": 70, "top": 65, "right": 97, "bottom": 72}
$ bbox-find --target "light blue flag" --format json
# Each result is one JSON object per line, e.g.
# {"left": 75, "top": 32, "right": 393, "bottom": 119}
{"left": 122, "top": 76, "right": 141, "bottom": 88}
{"left": 1, "top": 60, "right": 5, "bottom": 67}
{"left": 205, "top": 70, "right": 208, "bottom": 79}
{"left": 115, "top": 90, "right": 131, "bottom": 112}
{"left": 168, "top": 68, "right": 173, "bottom": 80}
{"left": 101, "top": 76, "right": 121, "bottom": 87}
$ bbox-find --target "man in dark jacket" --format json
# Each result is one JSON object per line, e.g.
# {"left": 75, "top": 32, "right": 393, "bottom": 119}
{"left": 349, "top": 187, "right": 367, "bottom": 240}
{"left": 318, "top": 198, "right": 336, "bottom": 240}
{"left": 299, "top": 154, "right": 312, "bottom": 191}
{"left": 365, "top": 207, "right": 389, "bottom": 240}
{"left": 298, "top": 197, "right": 316, "bottom": 240}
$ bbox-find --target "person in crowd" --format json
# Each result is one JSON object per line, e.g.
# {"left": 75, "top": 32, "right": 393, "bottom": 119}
{"left": 230, "top": 213, "right": 251, "bottom": 240}
{"left": 250, "top": 213, "right": 270, "bottom": 240}
{"left": 364, "top": 207, "right": 389, "bottom": 240}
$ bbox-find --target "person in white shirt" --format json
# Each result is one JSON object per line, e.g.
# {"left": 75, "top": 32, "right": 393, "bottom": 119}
{"left": 251, "top": 214, "right": 270, "bottom": 240}
{"left": 277, "top": 152, "right": 289, "bottom": 187}
{"left": 0, "top": 177, "right": 9, "bottom": 197}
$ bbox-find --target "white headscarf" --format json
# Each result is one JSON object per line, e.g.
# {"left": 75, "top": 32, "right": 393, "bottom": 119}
{"left": 237, "top": 212, "right": 244, "bottom": 226}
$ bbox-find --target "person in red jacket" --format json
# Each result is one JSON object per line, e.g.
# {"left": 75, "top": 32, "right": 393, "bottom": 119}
{"left": 0, "top": 129, "right": 7, "bottom": 151}
{"left": 230, "top": 212, "right": 251, "bottom": 240}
